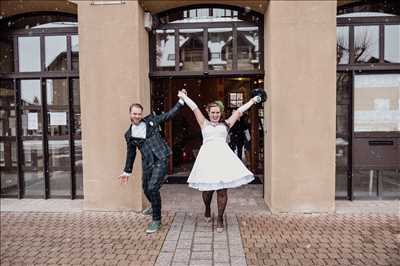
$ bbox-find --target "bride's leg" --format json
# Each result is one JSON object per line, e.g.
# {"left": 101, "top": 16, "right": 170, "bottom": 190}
{"left": 216, "top": 189, "right": 228, "bottom": 231}
{"left": 202, "top": 190, "right": 214, "bottom": 221}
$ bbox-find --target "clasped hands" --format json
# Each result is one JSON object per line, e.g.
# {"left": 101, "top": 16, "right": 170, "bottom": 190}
{"left": 178, "top": 89, "right": 187, "bottom": 99}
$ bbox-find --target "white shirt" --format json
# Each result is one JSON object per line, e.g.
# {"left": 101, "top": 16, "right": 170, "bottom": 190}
{"left": 131, "top": 121, "right": 146, "bottom": 139}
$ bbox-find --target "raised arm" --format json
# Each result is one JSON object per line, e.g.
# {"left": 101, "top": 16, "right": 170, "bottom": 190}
{"left": 225, "top": 96, "right": 261, "bottom": 128}
{"left": 178, "top": 90, "right": 206, "bottom": 128}
{"left": 153, "top": 99, "right": 184, "bottom": 125}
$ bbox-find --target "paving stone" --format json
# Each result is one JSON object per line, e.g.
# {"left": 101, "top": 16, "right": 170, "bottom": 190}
{"left": 189, "top": 260, "right": 213, "bottom": 266}
{"left": 213, "top": 249, "right": 229, "bottom": 263}
{"left": 155, "top": 252, "right": 174, "bottom": 266}
{"left": 177, "top": 239, "right": 192, "bottom": 249}
{"left": 2, "top": 189, "right": 398, "bottom": 266}
{"left": 161, "top": 241, "right": 178, "bottom": 252}
{"left": 179, "top": 231, "right": 194, "bottom": 240}
{"left": 193, "top": 237, "right": 212, "bottom": 244}
{"left": 192, "top": 244, "right": 212, "bottom": 252}
{"left": 191, "top": 251, "right": 212, "bottom": 260}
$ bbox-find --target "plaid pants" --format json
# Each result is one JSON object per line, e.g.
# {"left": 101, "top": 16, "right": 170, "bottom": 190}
{"left": 142, "top": 158, "right": 168, "bottom": 221}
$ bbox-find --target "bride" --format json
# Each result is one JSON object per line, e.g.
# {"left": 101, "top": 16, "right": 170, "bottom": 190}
{"left": 178, "top": 89, "right": 261, "bottom": 232}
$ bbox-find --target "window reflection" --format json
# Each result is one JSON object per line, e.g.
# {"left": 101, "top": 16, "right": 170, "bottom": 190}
{"left": 337, "top": 27, "right": 349, "bottom": 64}
{"left": 336, "top": 73, "right": 352, "bottom": 198}
{"left": 0, "top": 37, "right": 14, "bottom": 73}
{"left": 46, "top": 79, "right": 68, "bottom": 106}
{"left": 384, "top": 25, "right": 400, "bottom": 63}
{"left": 71, "top": 35, "right": 79, "bottom": 71}
{"left": 354, "top": 26, "right": 379, "bottom": 63}
{"left": 208, "top": 28, "right": 232, "bottom": 71}
{"left": 237, "top": 27, "right": 260, "bottom": 70}
{"left": 179, "top": 29, "right": 204, "bottom": 71}
{"left": 33, "top": 21, "right": 78, "bottom": 29}
{"left": 0, "top": 142, "right": 18, "bottom": 196}
{"left": 18, "top": 37, "right": 41, "bottom": 72}
{"left": 171, "top": 7, "right": 241, "bottom": 23}
{"left": 48, "top": 140, "right": 71, "bottom": 197}
{"left": 156, "top": 30, "right": 175, "bottom": 71}
{"left": 21, "top": 80, "right": 41, "bottom": 106}
{"left": 75, "top": 139, "right": 83, "bottom": 197}
{"left": 45, "top": 36, "right": 67, "bottom": 71}
{"left": 354, "top": 74, "right": 400, "bottom": 132}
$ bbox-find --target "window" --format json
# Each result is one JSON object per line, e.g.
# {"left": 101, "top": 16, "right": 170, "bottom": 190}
{"left": 229, "top": 92, "right": 243, "bottom": 108}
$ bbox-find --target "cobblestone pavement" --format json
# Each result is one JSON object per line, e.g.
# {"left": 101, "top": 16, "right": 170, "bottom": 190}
{"left": 239, "top": 213, "right": 400, "bottom": 266}
{"left": 1, "top": 185, "right": 399, "bottom": 266}
{"left": 155, "top": 212, "right": 246, "bottom": 266}
{"left": 1, "top": 211, "right": 173, "bottom": 266}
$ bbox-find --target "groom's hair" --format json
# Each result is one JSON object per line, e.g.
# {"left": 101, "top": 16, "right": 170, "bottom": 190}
{"left": 129, "top": 103, "right": 143, "bottom": 112}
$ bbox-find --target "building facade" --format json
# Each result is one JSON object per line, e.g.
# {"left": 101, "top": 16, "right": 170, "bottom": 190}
{"left": 0, "top": 0, "right": 399, "bottom": 213}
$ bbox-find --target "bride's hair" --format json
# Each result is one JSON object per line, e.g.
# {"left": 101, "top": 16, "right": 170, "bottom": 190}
{"left": 206, "top": 100, "right": 224, "bottom": 113}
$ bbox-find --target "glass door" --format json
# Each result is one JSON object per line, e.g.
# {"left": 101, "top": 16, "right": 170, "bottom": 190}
{"left": 151, "top": 76, "right": 264, "bottom": 182}
{"left": 20, "top": 79, "right": 45, "bottom": 197}
{"left": 0, "top": 80, "right": 18, "bottom": 197}
{"left": 46, "top": 79, "right": 71, "bottom": 197}
{"left": 352, "top": 74, "right": 400, "bottom": 199}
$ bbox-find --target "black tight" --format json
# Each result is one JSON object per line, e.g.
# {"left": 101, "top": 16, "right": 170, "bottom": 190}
{"left": 202, "top": 189, "right": 228, "bottom": 227}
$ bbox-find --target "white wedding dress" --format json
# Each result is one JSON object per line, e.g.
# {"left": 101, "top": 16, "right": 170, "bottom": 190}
{"left": 187, "top": 120, "right": 254, "bottom": 191}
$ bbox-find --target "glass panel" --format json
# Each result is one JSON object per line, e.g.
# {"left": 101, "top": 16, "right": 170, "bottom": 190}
{"left": 0, "top": 80, "right": 16, "bottom": 137}
{"left": 48, "top": 140, "right": 71, "bottom": 197}
{"left": 0, "top": 79, "right": 15, "bottom": 108}
{"left": 45, "top": 36, "right": 67, "bottom": 71}
{"left": 46, "top": 79, "right": 68, "bottom": 106}
{"left": 0, "top": 141, "right": 18, "bottom": 196}
{"left": 337, "top": 12, "right": 396, "bottom": 18}
{"left": 0, "top": 36, "right": 14, "bottom": 73}
{"left": 18, "top": 36, "right": 41, "bottom": 72}
{"left": 156, "top": 29, "right": 175, "bottom": 71}
{"left": 22, "top": 139, "right": 44, "bottom": 197}
{"left": 337, "top": 26, "right": 349, "bottom": 64}
{"left": 336, "top": 73, "right": 352, "bottom": 197}
{"left": 179, "top": 29, "right": 204, "bottom": 71}
{"left": 353, "top": 169, "right": 378, "bottom": 198}
{"left": 72, "top": 79, "right": 80, "bottom": 107}
{"left": 21, "top": 79, "right": 41, "bottom": 106}
{"left": 75, "top": 139, "right": 83, "bottom": 197}
{"left": 354, "top": 26, "right": 379, "bottom": 63}
{"left": 5, "top": 15, "right": 77, "bottom": 31}
{"left": 208, "top": 28, "right": 233, "bottom": 71}
{"left": 33, "top": 21, "right": 77, "bottom": 29}
{"left": 337, "top": 1, "right": 399, "bottom": 17}
{"left": 71, "top": 35, "right": 79, "bottom": 71}
{"left": 0, "top": 109, "right": 16, "bottom": 137}
{"left": 381, "top": 169, "right": 400, "bottom": 198}
{"left": 48, "top": 111, "right": 69, "bottom": 136}
{"left": 21, "top": 109, "right": 42, "bottom": 137}
{"left": 165, "top": 7, "right": 244, "bottom": 24}
{"left": 72, "top": 79, "right": 82, "bottom": 197}
{"left": 237, "top": 27, "right": 260, "bottom": 70}
{"left": 354, "top": 74, "right": 400, "bottom": 132}
{"left": 384, "top": 25, "right": 400, "bottom": 63}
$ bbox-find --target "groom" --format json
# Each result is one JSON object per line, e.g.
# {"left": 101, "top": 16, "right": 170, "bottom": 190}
{"left": 119, "top": 94, "right": 184, "bottom": 233}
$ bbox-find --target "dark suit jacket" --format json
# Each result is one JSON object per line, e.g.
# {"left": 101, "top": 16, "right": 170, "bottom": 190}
{"left": 123, "top": 101, "right": 183, "bottom": 173}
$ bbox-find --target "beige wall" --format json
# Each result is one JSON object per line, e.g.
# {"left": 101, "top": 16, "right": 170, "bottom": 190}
{"left": 264, "top": 0, "right": 337, "bottom": 212}
{"left": 78, "top": 0, "right": 150, "bottom": 211}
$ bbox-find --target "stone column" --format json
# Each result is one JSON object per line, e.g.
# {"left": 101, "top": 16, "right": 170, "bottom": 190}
{"left": 264, "top": 1, "right": 337, "bottom": 212}
{"left": 77, "top": 1, "right": 150, "bottom": 210}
